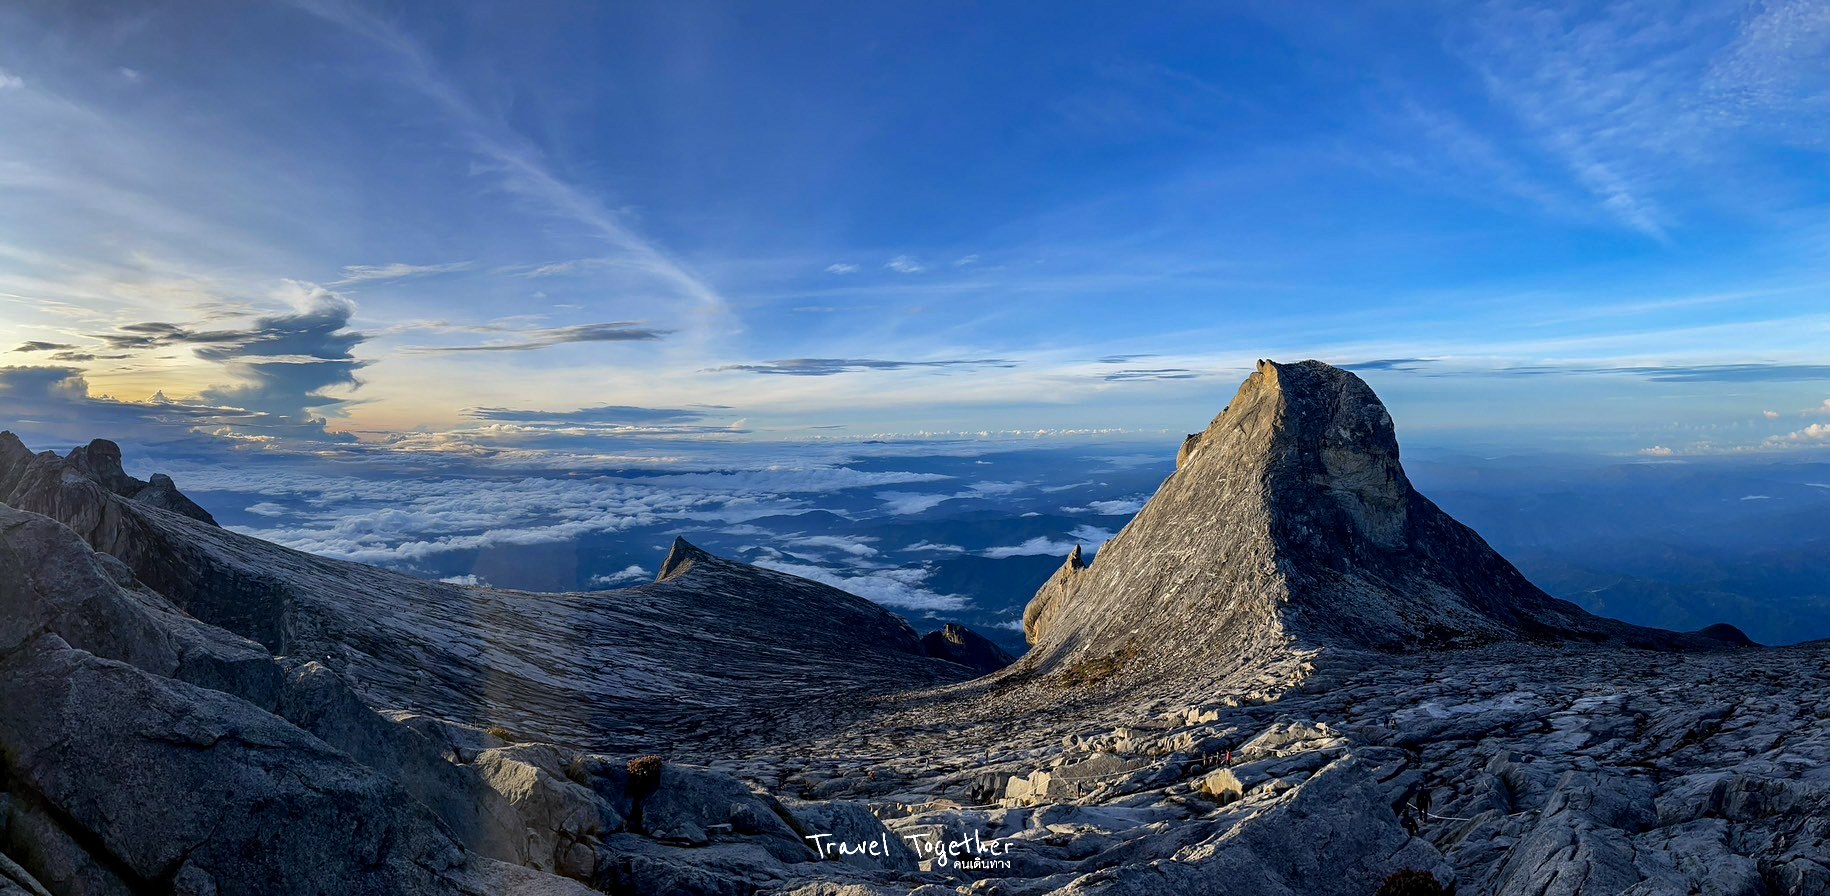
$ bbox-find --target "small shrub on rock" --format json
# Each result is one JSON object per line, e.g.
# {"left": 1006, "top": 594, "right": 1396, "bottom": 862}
{"left": 627, "top": 754, "right": 666, "bottom": 798}
{"left": 1377, "top": 869, "right": 1450, "bottom": 896}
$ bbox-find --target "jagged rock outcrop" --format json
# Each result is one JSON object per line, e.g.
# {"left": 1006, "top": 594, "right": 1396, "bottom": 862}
{"left": 919, "top": 623, "right": 1015, "bottom": 674}
{"left": 48, "top": 437, "right": 216, "bottom": 525}
{"left": 1017, "top": 360, "right": 1746, "bottom": 688}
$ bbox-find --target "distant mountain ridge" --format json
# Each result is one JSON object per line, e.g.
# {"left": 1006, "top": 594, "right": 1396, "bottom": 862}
{"left": 0, "top": 432, "right": 997, "bottom": 749}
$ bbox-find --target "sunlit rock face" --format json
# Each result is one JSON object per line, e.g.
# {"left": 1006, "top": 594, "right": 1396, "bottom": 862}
{"left": 1016, "top": 360, "right": 1740, "bottom": 694}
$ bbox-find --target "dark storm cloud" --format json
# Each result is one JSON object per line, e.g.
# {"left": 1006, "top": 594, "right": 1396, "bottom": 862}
{"left": 94, "top": 297, "right": 363, "bottom": 361}
{"left": 82, "top": 293, "right": 367, "bottom": 441}
{"left": 713, "top": 358, "right": 1015, "bottom": 376}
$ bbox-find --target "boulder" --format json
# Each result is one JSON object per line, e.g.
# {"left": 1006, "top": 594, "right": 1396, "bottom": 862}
{"left": 786, "top": 799, "right": 921, "bottom": 872}
{"left": 628, "top": 763, "right": 812, "bottom": 863}
{"left": 1197, "top": 770, "right": 1243, "bottom": 806}
{"left": 0, "top": 852, "right": 52, "bottom": 896}
{"left": 277, "top": 661, "right": 530, "bottom": 866}
{"left": 0, "top": 637, "right": 469, "bottom": 895}
{"left": 472, "top": 745, "right": 623, "bottom": 879}
{"left": 0, "top": 506, "right": 279, "bottom": 706}
{"left": 1042, "top": 757, "right": 1445, "bottom": 896}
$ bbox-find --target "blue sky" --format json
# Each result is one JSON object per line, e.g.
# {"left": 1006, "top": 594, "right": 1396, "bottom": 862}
{"left": 4, "top": 0, "right": 1830, "bottom": 460}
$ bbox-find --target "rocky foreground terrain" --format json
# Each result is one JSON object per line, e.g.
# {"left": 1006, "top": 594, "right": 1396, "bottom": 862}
{"left": 3, "top": 360, "right": 1827, "bottom": 896}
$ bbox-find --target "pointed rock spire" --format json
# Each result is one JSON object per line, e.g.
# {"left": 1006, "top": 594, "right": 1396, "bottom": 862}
{"left": 1023, "top": 544, "right": 1089, "bottom": 646}
{"left": 1017, "top": 359, "right": 1736, "bottom": 686}
{"left": 919, "top": 623, "right": 1017, "bottom": 674}
{"left": 656, "top": 536, "right": 711, "bottom": 583}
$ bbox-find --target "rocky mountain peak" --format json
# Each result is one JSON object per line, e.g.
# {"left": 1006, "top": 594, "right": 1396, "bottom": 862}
{"left": 656, "top": 536, "right": 710, "bottom": 582}
{"left": 0, "top": 432, "right": 218, "bottom": 527}
{"left": 65, "top": 438, "right": 137, "bottom": 492}
{"left": 919, "top": 622, "right": 1017, "bottom": 674}
{"left": 1016, "top": 360, "right": 1745, "bottom": 689}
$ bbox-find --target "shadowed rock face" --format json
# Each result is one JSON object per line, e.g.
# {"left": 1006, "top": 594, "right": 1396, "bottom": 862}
{"left": 0, "top": 503, "right": 590, "bottom": 896}
{"left": 46, "top": 437, "right": 217, "bottom": 526}
{"left": 1019, "top": 360, "right": 1747, "bottom": 685}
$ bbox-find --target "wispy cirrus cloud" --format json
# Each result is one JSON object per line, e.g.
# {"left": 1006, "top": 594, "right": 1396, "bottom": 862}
{"left": 406, "top": 321, "right": 670, "bottom": 353}
{"left": 1500, "top": 362, "right": 1830, "bottom": 384}
{"left": 1457, "top": 0, "right": 1830, "bottom": 239}
{"left": 332, "top": 260, "right": 473, "bottom": 285}
{"left": 293, "top": 0, "right": 728, "bottom": 330}
{"left": 465, "top": 404, "right": 720, "bottom": 425}
{"left": 1339, "top": 358, "right": 1437, "bottom": 372}
{"left": 1103, "top": 367, "right": 1199, "bottom": 382}
{"left": 713, "top": 357, "right": 1013, "bottom": 376}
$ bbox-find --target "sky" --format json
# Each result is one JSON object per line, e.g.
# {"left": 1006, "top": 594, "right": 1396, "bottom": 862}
{"left": 4, "top": 0, "right": 1830, "bottom": 463}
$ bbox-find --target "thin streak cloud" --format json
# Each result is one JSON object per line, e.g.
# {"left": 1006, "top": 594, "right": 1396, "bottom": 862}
{"left": 405, "top": 322, "right": 671, "bottom": 353}
{"left": 293, "top": 0, "right": 729, "bottom": 333}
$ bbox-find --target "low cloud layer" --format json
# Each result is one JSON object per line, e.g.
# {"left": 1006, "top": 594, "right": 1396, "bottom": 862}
{"left": 459, "top": 403, "right": 744, "bottom": 437}
{"left": 753, "top": 557, "right": 966, "bottom": 612}
{"left": 982, "top": 525, "right": 1115, "bottom": 559}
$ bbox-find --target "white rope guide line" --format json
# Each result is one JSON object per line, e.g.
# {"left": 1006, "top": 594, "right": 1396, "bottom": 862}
{"left": 1406, "top": 802, "right": 1532, "bottom": 823}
